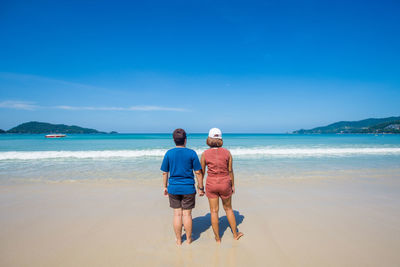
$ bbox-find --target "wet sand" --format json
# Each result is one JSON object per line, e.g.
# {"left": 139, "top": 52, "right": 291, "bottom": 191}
{"left": 1, "top": 174, "right": 400, "bottom": 267}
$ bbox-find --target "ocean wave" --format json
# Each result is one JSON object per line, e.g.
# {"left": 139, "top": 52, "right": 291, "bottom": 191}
{"left": 1, "top": 147, "right": 400, "bottom": 160}
{"left": 228, "top": 147, "right": 400, "bottom": 157}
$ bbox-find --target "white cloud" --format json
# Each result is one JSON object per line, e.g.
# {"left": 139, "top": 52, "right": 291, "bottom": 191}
{"left": 0, "top": 100, "right": 38, "bottom": 110}
{"left": 0, "top": 73, "right": 189, "bottom": 112}
{"left": 54, "top": 105, "right": 188, "bottom": 112}
{"left": 127, "top": 106, "right": 187, "bottom": 112}
{"left": 0, "top": 99, "right": 188, "bottom": 112}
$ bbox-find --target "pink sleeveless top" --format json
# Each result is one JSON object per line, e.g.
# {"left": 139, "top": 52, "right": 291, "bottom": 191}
{"left": 203, "top": 147, "right": 231, "bottom": 183}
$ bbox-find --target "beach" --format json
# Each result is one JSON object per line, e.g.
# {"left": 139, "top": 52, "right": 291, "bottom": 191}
{"left": 1, "top": 171, "right": 400, "bottom": 267}
{"left": 2, "top": 0, "right": 400, "bottom": 265}
{"left": 2, "top": 0, "right": 400, "bottom": 264}
{"left": 1, "top": 134, "right": 400, "bottom": 266}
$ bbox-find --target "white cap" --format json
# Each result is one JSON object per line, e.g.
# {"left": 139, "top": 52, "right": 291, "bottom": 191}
{"left": 208, "top": 128, "right": 222, "bottom": 139}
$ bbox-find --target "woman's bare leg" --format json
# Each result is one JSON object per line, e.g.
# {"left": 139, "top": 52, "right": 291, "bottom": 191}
{"left": 182, "top": 209, "right": 193, "bottom": 244}
{"left": 208, "top": 197, "right": 221, "bottom": 243}
{"left": 173, "top": 208, "right": 183, "bottom": 245}
{"left": 222, "top": 197, "right": 243, "bottom": 240}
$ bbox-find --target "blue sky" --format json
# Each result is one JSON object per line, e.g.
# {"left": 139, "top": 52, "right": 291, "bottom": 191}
{"left": 0, "top": 0, "right": 399, "bottom": 133}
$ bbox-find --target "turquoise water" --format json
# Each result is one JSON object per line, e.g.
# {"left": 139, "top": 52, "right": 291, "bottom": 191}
{"left": 0, "top": 134, "right": 399, "bottom": 183}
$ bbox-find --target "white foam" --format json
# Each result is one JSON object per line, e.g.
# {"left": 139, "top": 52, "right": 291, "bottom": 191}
{"left": 0, "top": 149, "right": 166, "bottom": 160}
{"left": 228, "top": 147, "right": 400, "bottom": 157}
{"left": 1, "top": 147, "right": 400, "bottom": 160}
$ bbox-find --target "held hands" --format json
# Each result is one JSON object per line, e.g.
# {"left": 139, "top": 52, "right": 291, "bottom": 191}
{"left": 163, "top": 187, "right": 168, "bottom": 197}
{"left": 198, "top": 186, "right": 205, "bottom": 197}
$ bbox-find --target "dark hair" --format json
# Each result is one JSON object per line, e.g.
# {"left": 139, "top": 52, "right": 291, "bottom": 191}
{"left": 206, "top": 137, "right": 223, "bottom": 148}
{"left": 173, "top": 128, "right": 187, "bottom": 146}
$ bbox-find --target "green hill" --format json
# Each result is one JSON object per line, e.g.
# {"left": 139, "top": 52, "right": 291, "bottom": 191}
{"left": 0, "top": 129, "right": 5, "bottom": 134}
{"left": 7, "top": 121, "right": 106, "bottom": 134}
{"left": 293, "top": 116, "right": 400, "bottom": 134}
{"left": 362, "top": 120, "right": 400, "bottom": 133}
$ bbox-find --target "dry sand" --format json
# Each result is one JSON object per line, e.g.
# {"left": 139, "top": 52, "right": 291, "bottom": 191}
{"left": 1, "top": 174, "right": 400, "bottom": 267}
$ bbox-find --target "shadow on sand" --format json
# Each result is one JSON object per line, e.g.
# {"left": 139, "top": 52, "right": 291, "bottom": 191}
{"left": 183, "top": 210, "right": 245, "bottom": 242}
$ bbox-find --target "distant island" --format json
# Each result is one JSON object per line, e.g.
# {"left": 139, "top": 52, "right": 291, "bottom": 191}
{"left": 293, "top": 116, "right": 400, "bottom": 134}
{"left": 1, "top": 121, "right": 116, "bottom": 134}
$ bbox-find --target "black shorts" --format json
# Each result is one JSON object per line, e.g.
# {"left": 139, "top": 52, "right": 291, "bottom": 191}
{"left": 168, "top": 193, "right": 196, "bottom": 210}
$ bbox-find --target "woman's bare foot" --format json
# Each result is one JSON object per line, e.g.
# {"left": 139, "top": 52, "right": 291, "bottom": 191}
{"left": 176, "top": 238, "right": 182, "bottom": 245}
{"left": 215, "top": 237, "right": 221, "bottom": 243}
{"left": 187, "top": 237, "right": 192, "bottom": 244}
{"left": 233, "top": 232, "right": 244, "bottom": 240}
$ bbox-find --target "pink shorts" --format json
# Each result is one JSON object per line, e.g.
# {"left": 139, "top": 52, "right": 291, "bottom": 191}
{"left": 206, "top": 177, "right": 232, "bottom": 199}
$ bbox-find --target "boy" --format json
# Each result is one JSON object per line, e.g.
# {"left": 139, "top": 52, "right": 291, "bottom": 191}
{"left": 161, "top": 128, "right": 204, "bottom": 245}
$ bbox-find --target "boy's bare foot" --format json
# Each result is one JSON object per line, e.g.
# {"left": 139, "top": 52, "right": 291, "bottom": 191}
{"left": 187, "top": 237, "right": 192, "bottom": 244}
{"left": 215, "top": 237, "right": 221, "bottom": 244}
{"left": 233, "top": 232, "right": 244, "bottom": 240}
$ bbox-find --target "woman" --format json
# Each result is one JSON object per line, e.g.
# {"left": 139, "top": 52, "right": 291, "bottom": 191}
{"left": 201, "top": 128, "right": 244, "bottom": 243}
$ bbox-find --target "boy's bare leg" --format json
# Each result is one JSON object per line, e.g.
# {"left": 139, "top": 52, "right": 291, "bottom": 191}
{"left": 182, "top": 209, "right": 193, "bottom": 244}
{"left": 173, "top": 208, "right": 183, "bottom": 245}
{"left": 222, "top": 197, "right": 243, "bottom": 240}
{"left": 208, "top": 197, "right": 221, "bottom": 243}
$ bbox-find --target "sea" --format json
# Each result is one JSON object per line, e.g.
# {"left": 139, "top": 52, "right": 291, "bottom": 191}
{"left": 0, "top": 134, "right": 399, "bottom": 183}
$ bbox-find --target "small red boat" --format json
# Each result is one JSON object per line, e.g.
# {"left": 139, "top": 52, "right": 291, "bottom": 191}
{"left": 45, "top": 134, "right": 66, "bottom": 138}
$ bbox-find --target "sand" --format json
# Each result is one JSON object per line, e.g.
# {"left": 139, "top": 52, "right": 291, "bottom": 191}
{"left": 1, "top": 174, "right": 400, "bottom": 267}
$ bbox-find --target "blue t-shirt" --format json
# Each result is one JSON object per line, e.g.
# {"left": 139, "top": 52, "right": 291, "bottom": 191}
{"left": 161, "top": 147, "right": 202, "bottom": 195}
